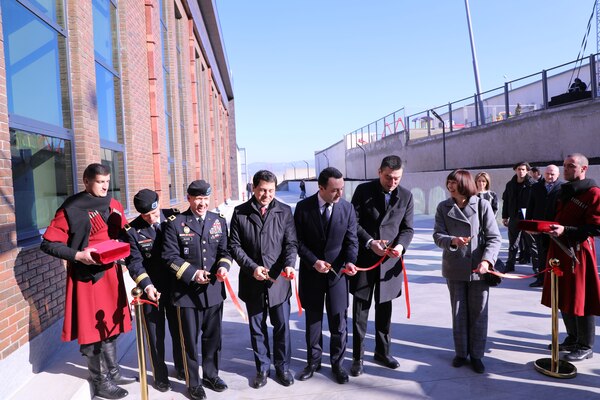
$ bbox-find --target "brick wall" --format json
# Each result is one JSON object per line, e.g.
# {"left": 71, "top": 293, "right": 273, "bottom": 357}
{"left": 0, "top": 0, "right": 235, "bottom": 361}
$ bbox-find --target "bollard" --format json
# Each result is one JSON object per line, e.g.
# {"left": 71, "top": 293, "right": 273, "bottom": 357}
{"left": 533, "top": 258, "right": 577, "bottom": 378}
{"left": 131, "top": 287, "right": 149, "bottom": 399}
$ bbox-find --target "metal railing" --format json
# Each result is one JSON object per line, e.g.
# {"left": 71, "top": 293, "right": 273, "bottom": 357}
{"left": 344, "top": 52, "right": 599, "bottom": 149}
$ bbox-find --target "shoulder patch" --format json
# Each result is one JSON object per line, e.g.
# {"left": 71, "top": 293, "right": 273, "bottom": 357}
{"left": 168, "top": 214, "right": 177, "bottom": 222}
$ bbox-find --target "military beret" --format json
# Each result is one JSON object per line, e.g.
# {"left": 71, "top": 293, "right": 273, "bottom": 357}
{"left": 133, "top": 189, "right": 159, "bottom": 214}
{"left": 187, "top": 180, "right": 212, "bottom": 196}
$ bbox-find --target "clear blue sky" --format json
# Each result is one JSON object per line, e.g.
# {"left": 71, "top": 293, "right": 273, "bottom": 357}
{"left": 217, "top": 1, "right": 596, "bottom": 164}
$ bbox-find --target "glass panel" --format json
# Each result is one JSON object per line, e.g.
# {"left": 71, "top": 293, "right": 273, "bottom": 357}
{"left": 168, "top": 161, "right": 176, "bottom": 200}
{"left": 95, "top": 63, "right": 118, "bottom": 142}
{"left": 2, "top": 0, "right": 69, "bottom": 127}
{"left": 92, "top": 0, "right": 114, "bottom": 67}
{"left": 100, "top": 148, "right": 124, "bottom": 204}
{"left": 11, "top": 128, "right": 73, "bottom": 240}
{"left": 29, "top": 0, "right": 64, "bottom": 27}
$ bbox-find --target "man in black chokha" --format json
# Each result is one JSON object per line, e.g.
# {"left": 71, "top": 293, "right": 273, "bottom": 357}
{"left": 161, "top": 180, "right": 232, "bottom": 400}
{"left": 121, "top": 189, "right": 184, "bottom": 392}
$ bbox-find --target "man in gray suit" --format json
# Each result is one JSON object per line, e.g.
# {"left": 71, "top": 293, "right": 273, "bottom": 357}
{"left": 349, "top": 155, "right": 414, "bottom": 376}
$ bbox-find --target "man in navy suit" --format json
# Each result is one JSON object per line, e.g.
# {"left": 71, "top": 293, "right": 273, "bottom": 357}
{"left": 349, "top": 155, "right": 414, "bottom": 375}
{"left": 162, "top": 180, "right": 232, "bottom": 400}
{"left": 294, "top": 167, "right": 358, "bottom": 384}
{"left": 526, "top": 165, "right": 564, "bottom": 287}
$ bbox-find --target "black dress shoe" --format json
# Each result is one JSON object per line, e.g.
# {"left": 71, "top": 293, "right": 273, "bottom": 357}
{"left": 275, "top": 369, "right": 294, "bottom": 386}
{"left": 298, "top": 363, "right": 321, "bottom": 381}
{"left": 350, "top": 359, "right": 363, "bottom": 376}
{"left": 332, "top": 367, "right": 349, "bottom": 384}
{"left": 188, "top": 385, "right": 207, "bottom": 400}
{"left": 547, "top": 337, "right": 577, "bottom": 352}
{"left": 565, "top": 347, "right": 593, "bottom": 361}
{"left": 452, "top": 356, "right": 467, "bottom": 368}
{"left": 109, "top": 372, "right": 137, "bottom": 385}
{"left": 154, "top": 380, "right": 171, "bottom": 392}
{"left": 252, "top": 370, "right": 269, "bottom": 389}
{"left": 529, "top": 278, "right": 544, "bottom": 287}
{"left": 374, "top": 353, "right": 400, "bottom": 369}
{"left": 202, "top": 376, "right": 228, "bottom": 392}
{"left": 471, "top": 358, "right": 485, "bottom": 374}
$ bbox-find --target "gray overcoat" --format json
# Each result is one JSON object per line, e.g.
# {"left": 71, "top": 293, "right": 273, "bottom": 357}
{"left": 433, "top": 196, "right": 501, "bottom": 281}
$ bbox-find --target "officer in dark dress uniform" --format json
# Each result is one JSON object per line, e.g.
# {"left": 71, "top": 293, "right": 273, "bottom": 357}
{"left": 122, "top": 189, "right": 184, "bottom": 392}
{"left": 162, "top": 180, "right": 232, "bottom": 400}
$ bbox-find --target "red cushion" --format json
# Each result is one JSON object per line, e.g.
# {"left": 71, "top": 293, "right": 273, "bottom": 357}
{"left": 90, "top": 240, "right": 131, "bottom": 264}
{"left": 517, "top": 219, "right": 556, "bottom": 233}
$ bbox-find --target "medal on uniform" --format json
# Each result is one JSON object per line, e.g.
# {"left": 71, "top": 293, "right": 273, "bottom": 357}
{"left": 183, "top": 226, "right": 190, "bottom": 233}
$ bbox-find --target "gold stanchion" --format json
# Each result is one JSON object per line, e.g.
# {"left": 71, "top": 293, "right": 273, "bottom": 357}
{"left": 131, "top": 287, "right": 149, "bottom": 399}
{"left": 533, "top": 258, "right": 577, "bottom": 378}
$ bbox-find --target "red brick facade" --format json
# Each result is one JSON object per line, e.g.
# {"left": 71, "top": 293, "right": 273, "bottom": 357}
{"left": 0, "top": 0, "right": 236, "bottom": 361}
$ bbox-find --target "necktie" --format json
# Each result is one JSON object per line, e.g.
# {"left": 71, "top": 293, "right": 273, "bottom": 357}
{"left": 546, "top": 183, "right": 553, "bottom": 193}
{"left": 152, "top": 222, "right": 160, "bottom": 232}
{"left": 384, "top": 192, "right": 391, "bottom": 208}
{"left": 260, "top": 206, "right": 267, "bottom": 217}
{"left": 321, "top": 203, "right": 331, "bottom": 229}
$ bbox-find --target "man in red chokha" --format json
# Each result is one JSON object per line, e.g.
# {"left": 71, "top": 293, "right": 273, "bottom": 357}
{"left": 41, "top": 163, "right": 133, "bottom": 399}
{"left": 542, "top": 153, "right": 600, "bottom": 362}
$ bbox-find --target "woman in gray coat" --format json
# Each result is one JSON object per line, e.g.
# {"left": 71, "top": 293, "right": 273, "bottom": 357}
{"left": 433, "top": 170, "right": 501, "bottom": 374}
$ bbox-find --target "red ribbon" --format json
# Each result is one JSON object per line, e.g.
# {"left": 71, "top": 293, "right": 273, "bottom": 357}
{"left": 131, "top": 297, "right": 158, "bottom": 308}
{"left": 476, "top": 266, "right": 555, "bottom": 279}
{"left": 339, "top": 249, "right": 411, "bottom": 319}
{"left": 281, "top": 271, "right": 303, "bottom": 317}
{"left": 217, "top": 274, "right": 248, "bottom": 322}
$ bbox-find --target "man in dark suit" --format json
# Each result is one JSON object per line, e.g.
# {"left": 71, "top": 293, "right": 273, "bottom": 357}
{"left": 349, "top": 155, "right": 414, "bottom": 376}
{"left": 162, "top": 180, "right": 232, "bottom": 400}
{"left": 229, "top": 170, "right": 297, "bottom": 389}
{"left": 122, "top": 189, "right": 184, "bottom": 392}
{"left": 526, "top": 165, "right": 564, "bottom": 287}
{"left": 294, "top": 167, "right": 358, "bottom": 384}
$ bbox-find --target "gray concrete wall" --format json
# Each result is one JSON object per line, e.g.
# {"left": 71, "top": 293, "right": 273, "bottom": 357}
{"left": 340, "top": 98, "right": 600, "bottom": 178}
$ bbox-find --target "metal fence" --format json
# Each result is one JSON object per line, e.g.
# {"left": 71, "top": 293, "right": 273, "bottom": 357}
{"left": 345, "top": 52, "right": 599, "bottom": 149}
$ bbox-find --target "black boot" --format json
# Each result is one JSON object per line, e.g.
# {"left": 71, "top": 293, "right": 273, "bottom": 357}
{"left": 103, "top": 338, "right": 137, "bottom": 385}
{"left": 86, "top": 351, "right": 128, "bottom": 399}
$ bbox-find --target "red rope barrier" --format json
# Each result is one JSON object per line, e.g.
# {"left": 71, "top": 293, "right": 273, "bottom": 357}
{"left": 217, "top": 274, "right": 248, "bottom": 322}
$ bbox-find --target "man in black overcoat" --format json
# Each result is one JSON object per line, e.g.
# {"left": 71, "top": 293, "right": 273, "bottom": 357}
{"left": 525, "top": 165, "right": 564, "bottom": 287}
{"left": 349, "top": 155, "right": 414, "bottom": 375}
{"left": 229, "top": 170, "right": 297, "bottom": 389}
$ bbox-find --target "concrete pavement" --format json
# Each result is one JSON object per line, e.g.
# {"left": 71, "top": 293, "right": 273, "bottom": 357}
{"left": 8, "top": 191, "right": 600, "bottom": 399}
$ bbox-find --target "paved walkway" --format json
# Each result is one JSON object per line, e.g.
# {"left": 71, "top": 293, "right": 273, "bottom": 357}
{"left": 9, "top": 192, "right": 600, "bottom": 399}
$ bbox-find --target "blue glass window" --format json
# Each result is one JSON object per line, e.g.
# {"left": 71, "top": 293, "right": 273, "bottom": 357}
{"left": 2, "top": 0, "right": 70, "bottom": 128}
{"left": 11, "top": 129, "right": 73, "bottom": 241}
{"left": 92, "top": 0, "right": 115, "bottom": 68}
{"left": 95, "top": 63, "right": 118, "bottom": 143}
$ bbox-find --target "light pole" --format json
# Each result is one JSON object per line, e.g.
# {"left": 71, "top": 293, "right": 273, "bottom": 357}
{"left": 302, "top": 160, "right": 310, "bottom": 178}
{"left": 464, "top": 0, "right": 485, "bottom": 124}
{"left": 356, "top": 143, "right": 367, "bottom": 179}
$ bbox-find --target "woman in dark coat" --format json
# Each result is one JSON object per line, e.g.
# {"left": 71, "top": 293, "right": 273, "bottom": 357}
{"left": 433, "top": 170, "right": 501, "bottom": 374}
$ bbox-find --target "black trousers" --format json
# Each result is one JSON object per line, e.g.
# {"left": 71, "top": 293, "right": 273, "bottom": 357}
{"left": 507, "top": 218, "right": 537, "bottom": 267}
{"left": 143, "top": 296, "right": 184, "bottom": 384}
{"left": 561, "top": 313, "right": 596, "bottom": 349}
{"left": 305, "top": 305, "right": 347, "bottom": 370}
{"left": 352, "top": 295, "right": 392, "bottom": 359}
{"left": 246, "top": 298, "right": 291, "bottom": 373}
{"left": 177, "top": 303, "right": 222, "bottom": 388}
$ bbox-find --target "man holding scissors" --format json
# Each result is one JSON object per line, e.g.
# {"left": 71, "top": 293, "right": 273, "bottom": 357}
{"left": 294, "top": 167, "right": 358, "bottom": 384}
{"left": 350, "top": 155, "right": 414, "bottom": 376}
{"left": 229, "top": 170, "right": 297, "bottom": 389}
